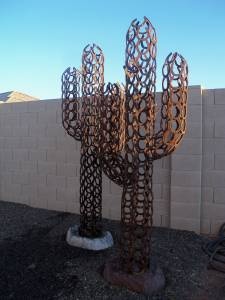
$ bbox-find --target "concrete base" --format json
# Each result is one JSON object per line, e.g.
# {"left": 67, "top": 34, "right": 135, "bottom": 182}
{"left": 103, "top": 258, "right": 165, "bottom": 296}
{"left": 66, "top": 225, "right": 114, "bottom": 250}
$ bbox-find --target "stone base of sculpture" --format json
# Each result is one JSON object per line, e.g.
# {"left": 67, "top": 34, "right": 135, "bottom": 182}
{"left": 103, "top": 257, "right": 165, "bottom": 295}
{"left": 66, "top": 225, "right": 114, "bottom": 250}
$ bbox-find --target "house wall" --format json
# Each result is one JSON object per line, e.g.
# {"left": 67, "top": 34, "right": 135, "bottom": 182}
{"left": 0, "top": 85, "right": 224, "bottom": 234}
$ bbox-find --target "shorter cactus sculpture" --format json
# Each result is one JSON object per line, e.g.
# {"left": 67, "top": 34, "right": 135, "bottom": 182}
{"left": 61, "top": 45, "right": 107, "bottom": 240}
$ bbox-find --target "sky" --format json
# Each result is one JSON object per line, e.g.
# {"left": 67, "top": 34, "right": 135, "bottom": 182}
{"left": 0, "top": 0, "right": 225, "bottom": 99}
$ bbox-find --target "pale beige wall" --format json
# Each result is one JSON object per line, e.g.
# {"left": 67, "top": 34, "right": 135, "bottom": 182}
{"left": 0, "top": 86, "right": 224, "bottom": 234}
{"left": 201, "top": 88, "right": 225, "bottom": 234}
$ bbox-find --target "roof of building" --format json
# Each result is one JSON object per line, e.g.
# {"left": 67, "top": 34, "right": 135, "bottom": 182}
{"left": 0, "top": 91, "right": 38, "bottom": 103}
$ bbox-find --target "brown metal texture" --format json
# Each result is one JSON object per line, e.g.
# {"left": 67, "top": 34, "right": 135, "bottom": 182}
{"left": 79, "top": 44, "right": 104, "bottom": 238}
{"left": 61, "top": 44, "right": 104, "bottom": 238}
{"left": 98, "top": 17, "right": 188, "bottom": 274}
{"left": 62, "top": 67, "right": 82, "bottom": 141}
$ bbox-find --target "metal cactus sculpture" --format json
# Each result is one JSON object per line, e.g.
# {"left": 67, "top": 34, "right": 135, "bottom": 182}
{"left": 61, "top": 44, "right": 105, "bottom": 239}
{"left": 97, "top": 17, "right": 188, "bottom": 293}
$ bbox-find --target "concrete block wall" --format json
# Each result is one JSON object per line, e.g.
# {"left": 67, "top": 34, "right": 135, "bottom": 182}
{"left": 201, "top": 88, "right": 225, "bottom": 234}
{"left": 0, "top": 86, "right": 225, "bottom": 234}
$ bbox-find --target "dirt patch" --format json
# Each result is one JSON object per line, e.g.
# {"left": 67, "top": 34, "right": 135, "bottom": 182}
{"left": 0, "top": 201, "right": 224, "bottom": 299}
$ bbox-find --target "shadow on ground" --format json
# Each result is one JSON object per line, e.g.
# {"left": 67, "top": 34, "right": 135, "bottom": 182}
{"left": 0, "top": 201, "right": 224, "bottom": 300}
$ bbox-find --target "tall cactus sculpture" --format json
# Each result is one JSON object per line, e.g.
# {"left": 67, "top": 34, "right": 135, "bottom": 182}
{"left": 61, "top": 44, "right": 113, "bottom": 249}
{"left": 97, "top": 17, "right": 188, "bottom": 294}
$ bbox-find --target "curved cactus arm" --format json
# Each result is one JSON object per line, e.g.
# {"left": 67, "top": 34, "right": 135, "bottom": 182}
{"left": 98, "top": 82, "right": 126, "bottom": 186}
{"left": 61, "top": 67, "right": 82, "bottom": 141}
{"left": 153, "top": 53, "right": 188, "bottom": 159}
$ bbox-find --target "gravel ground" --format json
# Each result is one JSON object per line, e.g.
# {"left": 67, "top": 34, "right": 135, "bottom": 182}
{"left": 0, "top": 200, "right": 224, "bottom": 300}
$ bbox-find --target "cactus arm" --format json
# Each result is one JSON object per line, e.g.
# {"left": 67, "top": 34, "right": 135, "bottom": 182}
{"left": 153, "top": 52, "right": 188, "bottom": 160}
{"left": 61, "top": 67, "right": 82, "bottom": 141}
{"left": 98, "top": 83, "right": 126, "bottom": 186}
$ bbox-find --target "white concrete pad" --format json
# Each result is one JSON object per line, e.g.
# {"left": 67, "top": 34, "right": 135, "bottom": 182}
{"left": 66, "top": 225, "right": 114, "bottom": 250}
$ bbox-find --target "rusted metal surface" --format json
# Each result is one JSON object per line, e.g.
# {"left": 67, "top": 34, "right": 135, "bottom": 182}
{"left": 61, "top": 44, "right": 104, "bottom": 238}
{"left": 98, "top": 17, "right": 188, "bottom": 274}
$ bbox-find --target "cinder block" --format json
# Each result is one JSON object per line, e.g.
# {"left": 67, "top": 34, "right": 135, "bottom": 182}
{"left": 102, "top": 177, "right": 111, "bottom": 194}
{"left": 215, "top": 120, "right": 225, "bottom": 138}
{"left": 27, "top": 100, "right": 46, "bottom": 112}
{"left": 12, "top": 126, "right": 29, "bottom": 137}
{"left": 170, "top": 217, "right": 200, "bottom": 233}
{"left": 188, "top": 86, "right": 202, "bottom": 105}
{"left": 162, "top": 157, "right": 170, "bottom": 169}
{"left": 110, "top": 181, "right": 122, "bottom": 195}
{"left": 202, "top": 170, "right": 225, "bottom": 187}
{"left": 172, "top": 154, "right": 201, "bottom": 171}
{"left": 47, "top": 199, "right": 66, "bottom": 212}
{"left": 202, "top": 89, "right": 214, "bottom": 105}
{"left": 0, "top": 149, "right": 13, "bottom": 161}
{"left": 153, "top": 169, "right": 170, "bottom": 184}
{"left": 11, "top": 102, "right": 28, "bottom": 113}
{"left": 21, "top": 184, "right": 37, "bottom": 200}
{"left": 215, "top": 154, "right": 225, "bottom": 170}
{"left": 65, "top": 149, "right": 80, "bottom": 163}
{"left": 66, "top": 176, "right": 79, "bottom": 191}
{"left": 37, "top": 185, "right": 57, "bottom": 202}
{"left": 0, "top": 138, "right": 5, "bottom": 149}
{"left": 0, "top": 103, "right": 12, "bottom": 113}
{"left": 4, "top": 160, "right": 21, "bottom": 172}
{"left": 45, "top": 99, "right": 61, "bottom": 111}
{"left": 38, "top": 111, "right": 56, "bottom": 124}
{"left": 202, "top": 203, "right": 225, "bottom": 219}
{"left": 202, "top": 154, "right": 214, "bottom": 170}
{"left": 29, "top": 150, "right": 47, "bottom": 161}
{"left": 56, "top": 137, "right": 77, "bottom": 151}
{"left": 215, "top": 88, "right": 225, "bottom": 104}
{"left": 21, "top": 137, "right": 37, "bottom": 149}
{"left": 21, "top": 161, "right": 37, "bottom": 171}
{"left": 161, "top": 215, "right": 169, "bottom": 227}
{"left": 203, "top": 122, "right": 214, "bottom": 138}
{"left": 188, "top": 105, "right": 202, "bottom": 122}
{"left": 13, "top": 149, "right": 29, "bottom": 161}
{"left": 200, "top": 219, "right": 211, "bottom": 234}
{"left": 186, "top": 121, "right": 202, "bottom": 138}
{"left": 56, "top": 163, "right": 77, "bottom": 177}
{"left": 153, "top": 200, "right": 169, "bottom": 214}
{"left": 204, "top": 105, "right": 225, "bottom": 120}
{"left": 29, "top": 173, "right": 46, "bottom": 185}
{"left": 0, "top": 126, "right": 13, "bottom": 137}
{"left": 214, "top": 139, "right": 225, "bottom": 154}
{"left": 171, "top": 202, "right": 200, "bottom": 219}
{"left": 214, "top": 188, "right": 225, "bottom": 204}
{"left": 66, "top": 201, "right": 80, "bottom": 214}
{"left": 47, "top": 174, "right": 66, "bottom": 188}
{"left": 171, "top": 186, "right": 201, "bottom": 203}
{"left": 153, "top": 184, "right": 162, "bottom": 198}
{"left": 171, "top": 171, "right": 201, "bottom": 187}
{"left": 38, "top": 137, "right": 56, "bottom": 149}
{"left": 0, "top": 171, "right": 12, "bottom": 183}
{"left": 46, "top": 125, "right": 65, "bottom": 137}
{"left": 57, "top": 188, "right": 77, "bottom": 203}
{"left": 20, "top": 112, "right": 38, "bottom": 125}
{"left": 12, "top": 172, "right": 29, "bottom": 184}
{"left": 0, "top": 113, "right": 20, "bottom": 126}
{"left": 37, "top": 161, "right": 56, "bottom": 175}
{"left": 153, "top": 214, "right": 162, "bottom": 227}
{"left": 201, "top": 187, "right": 213, "bottom": 203}
{"left": 162, "top": 185, "right": 170, "bottom": 201}
{"left": 29, "top": 124, "right": 46, "bottom": 136}
{"left": 4, "top": 137, "right": 21, "bottom": 148}
{"left": 176, "top": 138, "right": 202, "bottom": 155}
{"left": 47, "top": 150, "right": 66, "bottom": 163}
